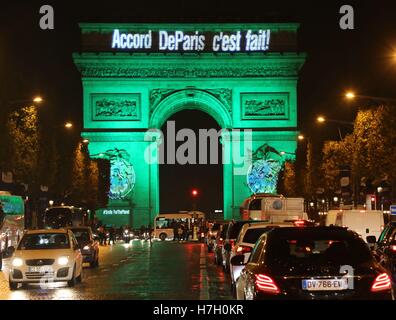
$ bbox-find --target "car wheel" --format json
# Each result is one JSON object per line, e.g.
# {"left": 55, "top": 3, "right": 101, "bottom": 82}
{"left": 159, "top": 233, "right": 167, "bottom": 241}
{"left": 67, "top": 265, "right": 76, "bottom": 287}
{"left": 90, "top": 256, "right": 97, "bottom": 268}
{"left": 9, "top": 279, "right": 18, "bottom": 291}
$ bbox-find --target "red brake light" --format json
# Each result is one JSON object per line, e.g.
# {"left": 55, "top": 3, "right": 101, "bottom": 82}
{"left": 371, "top": 273, "right": 392, "bottom": 292}
{"left": 294, "top": 220, "right": 306, "bottom": 227}
{"left": 255, "top": 274, "right": 280, "bottom": 294}
{"left": 236, "top": 245, "right": 252, "bottom": 254}
{"left": 391, "top": 245, "right": 396, "bottom": 252}
{"left": 229, "top": 240, "right": 235, "bottom": 249}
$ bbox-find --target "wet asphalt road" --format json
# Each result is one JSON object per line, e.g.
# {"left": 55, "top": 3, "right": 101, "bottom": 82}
{"left": 0, "top": 240, "right": 232, "bottom": 300}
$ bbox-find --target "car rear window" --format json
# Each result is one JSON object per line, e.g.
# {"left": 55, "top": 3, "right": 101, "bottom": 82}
{"left": 71, "top": 229, "right": 90, "bottom": 243}
{"left": 227, "top": 223, "right": 246, "bottom": 239}
{"left": 242, "top": 227, "right": 271, "bottom": 244}
{"left": 266, "top": 229, "right": 373, "bottom": 266}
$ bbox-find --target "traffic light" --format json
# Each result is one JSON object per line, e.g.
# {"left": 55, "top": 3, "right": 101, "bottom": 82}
{"left": 192, "top": 189, "right": 198, "bottom": 197}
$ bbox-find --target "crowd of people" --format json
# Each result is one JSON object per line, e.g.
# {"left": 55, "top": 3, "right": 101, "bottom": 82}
{"left": 172, "top": 221, "right": 192, "bottom": 241}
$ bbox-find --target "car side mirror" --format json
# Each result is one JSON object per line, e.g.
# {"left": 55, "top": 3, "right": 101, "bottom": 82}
{"left": 224, "top": 243, "right": 231, "bottom": 251}
{"left": 366, "top": 236, "right": 377, "bottom": 244}
{"left": 230, "top": 255, "right": 245, "bottom": 266}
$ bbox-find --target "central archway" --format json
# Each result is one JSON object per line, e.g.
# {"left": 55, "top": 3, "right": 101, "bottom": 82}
{"left": 150, "top": 89, "right": 233, "bottom": 220}
{"left": 159, "top": 110, "right": 223, "bottom": 216}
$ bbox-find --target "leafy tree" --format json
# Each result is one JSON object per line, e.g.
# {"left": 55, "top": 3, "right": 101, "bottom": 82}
{"left": 6, "top": 106, "right": 39, "bottom": 190}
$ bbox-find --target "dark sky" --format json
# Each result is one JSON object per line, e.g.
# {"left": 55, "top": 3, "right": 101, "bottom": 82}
{"left": 1, "top": 0, "right": 396, "bottom": 213}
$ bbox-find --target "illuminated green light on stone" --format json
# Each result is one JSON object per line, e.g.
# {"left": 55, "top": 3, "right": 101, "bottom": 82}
{"left": 75, "top": 23, "right": 306, "bottom": 227}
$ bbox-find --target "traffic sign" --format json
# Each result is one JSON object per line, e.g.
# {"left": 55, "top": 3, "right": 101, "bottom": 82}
{"left": 390, "top": 205, "right": 396, "bottom": 215}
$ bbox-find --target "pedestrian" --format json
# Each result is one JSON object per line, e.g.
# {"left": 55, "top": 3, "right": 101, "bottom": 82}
{"left": 178, "top": 224, "right": 184, "bottom": 242}
{"left": 172, "top": 220, "right": 178, "bottom": 241}
{"left": 183, "top": 225, "right": 189, "bottom": 241}
{"left": 109, "top": 227, "right": 115, "bottom": 245}
{"left": 98, "top": 226, "right": 104, "bottom": 246}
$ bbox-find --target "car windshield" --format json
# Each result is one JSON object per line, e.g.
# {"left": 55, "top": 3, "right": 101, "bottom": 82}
{"left": 266, "top": 229, "right": 373, "bottom": 267}
{"left": 71, "top": 229, "right": 90, "bottom": 243}
{"left": 18, "top": 233, "right": 70, "bottom": 250}
{"left": 242, "top": 227, "right": 272, "bottom": 244}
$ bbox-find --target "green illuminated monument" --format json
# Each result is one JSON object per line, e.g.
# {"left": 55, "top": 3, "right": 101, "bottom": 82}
{"left": 73, "top": 23, "right": 306, "bottom": 227}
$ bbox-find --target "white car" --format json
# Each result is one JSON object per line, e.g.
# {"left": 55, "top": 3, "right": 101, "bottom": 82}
{"left": 9, "top": 229, "right": 83, "bottom": 290}
{"left": 229, "top": 222, "right": 294, "bottom": 293}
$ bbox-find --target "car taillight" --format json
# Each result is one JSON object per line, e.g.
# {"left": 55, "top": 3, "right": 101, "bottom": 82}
{"left": 293, "top": 220, "right": 306, "bottom": 227}
{"left": 391, "top": 245, "right": 396, "bottom": 252}
{"left": 229, "top": 240, "right": 235, "bottom": 249}
{"left": 371, "top": 273, "right": 392, "bottom": 292}
{"left": 255, "top": 274, "right": 280, "bottom": 294}
{"left": 236, "top": 245, "right": 252, "bottom": 254}
{"left": 242, "top": 209, "right": 249, "bottom": 219}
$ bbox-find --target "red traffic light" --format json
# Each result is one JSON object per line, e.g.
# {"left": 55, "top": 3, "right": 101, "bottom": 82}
{"left": 192, "top": 189, "right": 198, "bottom": 197}
{"left": 371, "top": 196, "right": 376, "bottom": 202}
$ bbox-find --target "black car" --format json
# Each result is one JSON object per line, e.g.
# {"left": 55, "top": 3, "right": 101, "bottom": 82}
{"left": 69, "top": 227, "right": 99, "bottom": 268}
{"left": 372, "top": 222, "right": 396, "bottom": 282}
{"left": 233, "top": 227, "right": 393, "bottom": 300}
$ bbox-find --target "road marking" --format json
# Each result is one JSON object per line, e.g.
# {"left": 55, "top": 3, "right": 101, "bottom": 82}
{"left": 199, "top": 244, "right": 210, "bottom": 300}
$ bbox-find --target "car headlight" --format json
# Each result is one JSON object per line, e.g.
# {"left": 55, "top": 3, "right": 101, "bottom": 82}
{"left": 12, "top": 258, "right": 23, "bottom": 267}
{"left": 83, "top": 245, "right": 90, "bottom": 250}
{"left": 58, "top": 256, "right": 69, "bottom": 265}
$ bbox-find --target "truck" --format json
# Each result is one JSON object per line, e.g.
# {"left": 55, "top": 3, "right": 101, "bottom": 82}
{"left": 240, "top": 193, "right": 308, "bottom": 223}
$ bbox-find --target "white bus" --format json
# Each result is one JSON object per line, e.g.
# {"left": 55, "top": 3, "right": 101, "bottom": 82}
{"left": 0, "top": 192, "right": 25, "bottom": 256}
{"left": 153, "top": 211, "right": 205, "bottom": 241}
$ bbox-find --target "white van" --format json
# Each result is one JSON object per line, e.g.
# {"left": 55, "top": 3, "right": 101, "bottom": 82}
{"left": 325, "top": 209, "right": 389, "bottom": 242}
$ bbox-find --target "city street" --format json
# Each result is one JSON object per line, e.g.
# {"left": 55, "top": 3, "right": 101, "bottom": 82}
{"left": 0, "top": 241, "right": 232, "bottom": 300}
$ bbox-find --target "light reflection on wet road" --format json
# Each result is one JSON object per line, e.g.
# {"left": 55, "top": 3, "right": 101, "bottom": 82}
{"left": 0, "top": 241, "right": 232, "bottom": 300}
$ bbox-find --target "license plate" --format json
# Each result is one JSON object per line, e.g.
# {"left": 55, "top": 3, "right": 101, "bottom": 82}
{"left": 28, "top": 266, "right": 53, "bottom": 273}
{"left": 302, "top": 278, "right": 348, "bottom": 291}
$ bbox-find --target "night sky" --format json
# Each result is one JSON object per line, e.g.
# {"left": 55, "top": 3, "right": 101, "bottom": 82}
{"left": 1, "top": 0, "right": 396, "bottom": 214}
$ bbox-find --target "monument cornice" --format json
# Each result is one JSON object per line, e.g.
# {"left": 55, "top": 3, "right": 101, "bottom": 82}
{"left": 73, "top": 53, "right": 305, "bottom": 78}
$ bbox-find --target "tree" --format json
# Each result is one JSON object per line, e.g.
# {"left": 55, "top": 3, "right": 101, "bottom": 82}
{"left": 6, "top": 106, "right": 40, "bottom": 190}
{"left": 353, "top": 105, "right": 396, "bottom": 199}
{"left": 280, "top": 161, "right": 297, "bottom": 196}
{"left": 71, "top": 142, "right": 99, "bottom": 208}
{"left": 321, "top": 135, "right": 354, "bottom": 195}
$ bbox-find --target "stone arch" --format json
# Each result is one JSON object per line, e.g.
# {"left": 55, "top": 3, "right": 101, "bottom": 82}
{"left": 149, "top": 89, "right": 233, "bottom": 129}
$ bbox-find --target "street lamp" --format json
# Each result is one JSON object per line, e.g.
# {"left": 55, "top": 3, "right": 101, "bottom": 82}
{"left": 345, "top": 91, "right": 356, "bottom": 100}
{"left": 297, "top": 134, "right": 305, "bottom": 141}
{"left": 65, "top": 122, "right": 73, "bottom": 129}
{"left": 343, "top": 91, "right": 396, "bottom": 103}
{"left": 82, "top": 139, "right": 89, "bottom": 144}
{"left": 33, "top": 96, "right": 43, "bottom": 103}
{"left": 316, "top": 115, "right": 354, "bottom": 140}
